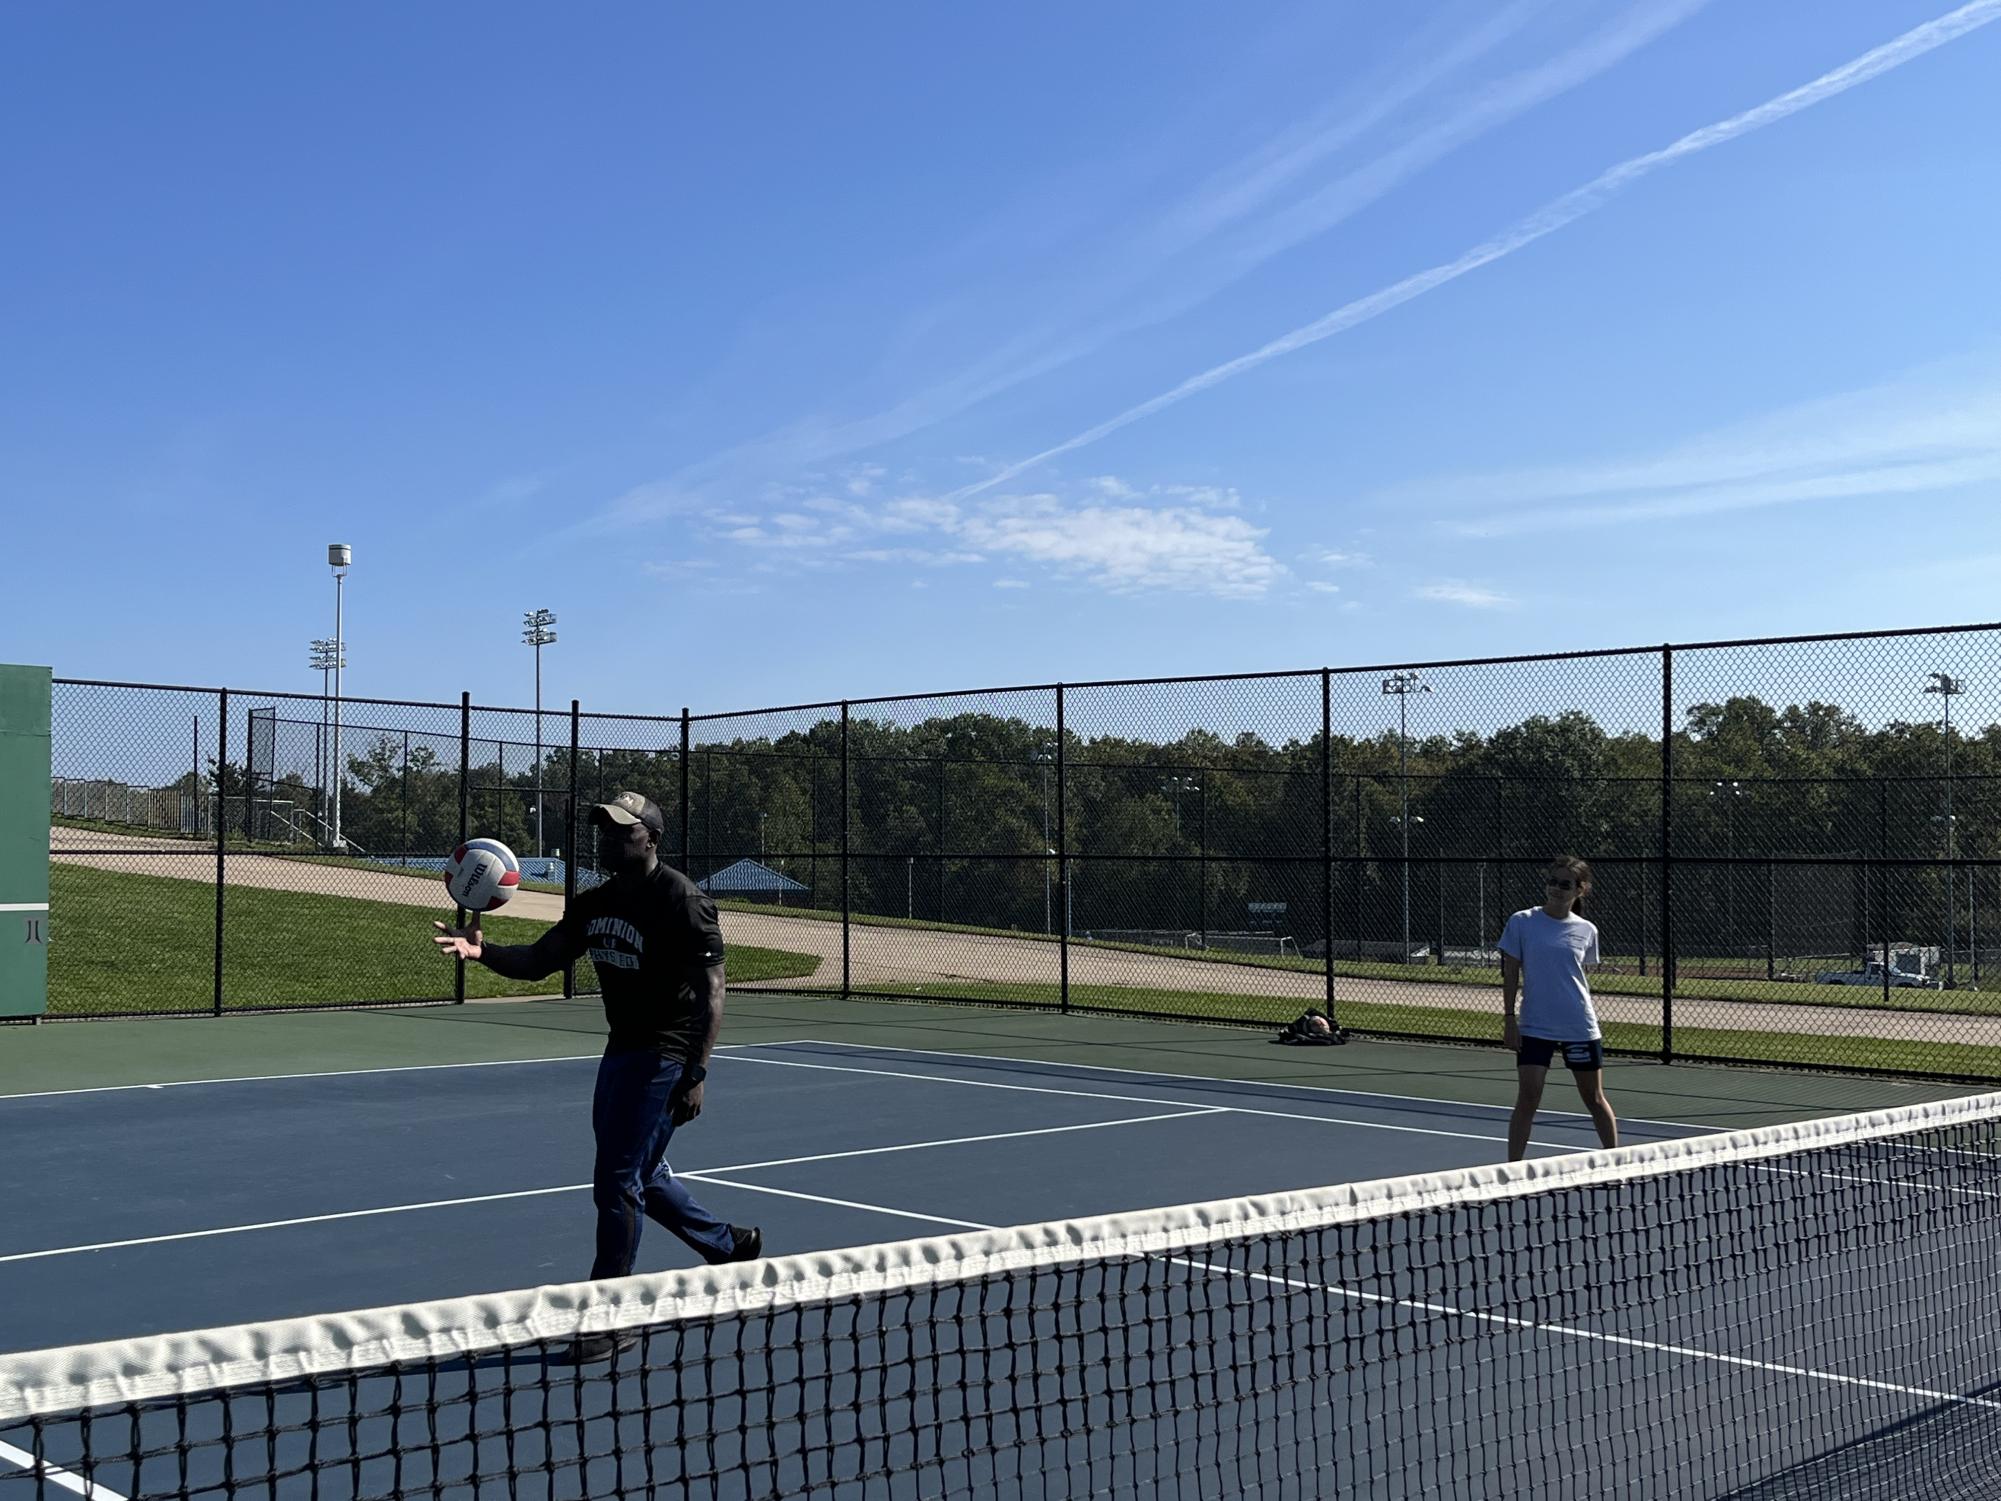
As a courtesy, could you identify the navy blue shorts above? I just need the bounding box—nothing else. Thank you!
[1517,1036,1604,1072]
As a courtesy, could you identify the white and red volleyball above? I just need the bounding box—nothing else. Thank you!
[444,837,521,912]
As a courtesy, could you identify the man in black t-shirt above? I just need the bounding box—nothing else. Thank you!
[432,791,760,1359]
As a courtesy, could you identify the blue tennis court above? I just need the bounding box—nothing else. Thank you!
[4,1002,1998,1498]
[0,1035,1712,1356]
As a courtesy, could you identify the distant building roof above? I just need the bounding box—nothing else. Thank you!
[698,858,811,894]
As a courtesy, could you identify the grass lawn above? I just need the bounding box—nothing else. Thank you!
[47,864,820,1016]
[844,979,2001,1079]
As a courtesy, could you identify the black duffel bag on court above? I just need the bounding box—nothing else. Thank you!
[1273,1008,1348,1046]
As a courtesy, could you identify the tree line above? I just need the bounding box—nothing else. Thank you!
[191,693,1999,961]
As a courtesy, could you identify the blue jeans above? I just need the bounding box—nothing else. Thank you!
[590,1048,734,1278]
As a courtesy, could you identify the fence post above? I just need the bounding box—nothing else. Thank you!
[1766,858,1776,982]
[1198,779,1208,947]
[1436,863,1447,970]
[564,699,580,1000]
[456,691,470,1005]
[1660,645,1674,1064]
[1638,861,1650,978]
[1322,669,1336,1020]
[1880,779,1891,1009]
[679,709,692,872]
[1057,684,1069,1015]
[840,702,851,998]
[1354,773,1365,962]
[402,728,414,856]
[213,688,228,1016]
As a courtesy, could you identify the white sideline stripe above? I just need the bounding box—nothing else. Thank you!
[680,1176,994,1231]
[0,1439,119,1499]
[667,1182,2001,1425]
[789,1036,1733,1132]
[0,903,50,913]
[0,1043,780,1103]
[0,1110,1223,1264]
[1196,1258,2001,1416]
[0,1186,591,1265]
[721,1051,1556,1148]
[712,1107,1226,1174]
[697,1183,2001,1423]
[732,1053,2001,1206]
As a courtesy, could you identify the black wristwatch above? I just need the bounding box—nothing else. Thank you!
[681,1064,707,1086]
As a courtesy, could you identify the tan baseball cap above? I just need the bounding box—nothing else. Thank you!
[591,791,666,839]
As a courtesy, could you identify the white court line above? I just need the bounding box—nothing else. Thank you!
[0,1185,592,1265]
[788,1037,1729,1133]
[713,1107,1225,1174]
[0,903,50,913]
[0,1438,118,1499]
[674,1179,2001,1424]
[741,1052,2001,1206]
[678,1176,993,1232]
[1181,1256,2001,1417]
[0,1109,1222,1265]
[719,1051,1563,1149]
[0,1042,786,1103]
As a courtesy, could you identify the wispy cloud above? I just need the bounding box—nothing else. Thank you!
[1215,0,1713,278]
[1311,548,1372,568]
[698,481,1285,599]
[576,5,1699,538]
[958,498,1281,598]
[1416,581,1516,609]
[846,547,986,566]
[1307,581,1343,595]
[482,475,546,507]
[641,559,717,577]
[1149,0,1558,252]
[1406,368,2001,535]
[948,0,2001,505]
[641,558,761,595]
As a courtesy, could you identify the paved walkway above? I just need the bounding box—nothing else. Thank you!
[48,828,2001,1046]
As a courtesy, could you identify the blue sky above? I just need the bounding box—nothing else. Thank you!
[5,1,2001,717]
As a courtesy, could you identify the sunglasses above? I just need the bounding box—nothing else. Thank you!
[1545,878,1577,889]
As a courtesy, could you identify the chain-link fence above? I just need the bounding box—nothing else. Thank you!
[40,623,2001,1081]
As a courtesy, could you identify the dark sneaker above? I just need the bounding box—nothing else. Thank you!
[568,1329,640,1365]
[723,1225,763,1264]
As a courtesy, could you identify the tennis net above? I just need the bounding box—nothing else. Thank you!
[4,1091,2001,1499]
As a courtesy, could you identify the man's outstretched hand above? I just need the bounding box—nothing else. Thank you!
[432,918,483,962]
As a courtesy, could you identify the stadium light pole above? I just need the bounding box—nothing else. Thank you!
[523,610,558,858]
[327,545,351,850]
[1926,672,1966,986]
[1382,672,1431,961]
[308,639,341,839]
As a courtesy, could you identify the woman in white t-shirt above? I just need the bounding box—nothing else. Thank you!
[1498,855,1618,1162]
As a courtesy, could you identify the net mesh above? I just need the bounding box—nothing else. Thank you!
[5,1092,2000,1499]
